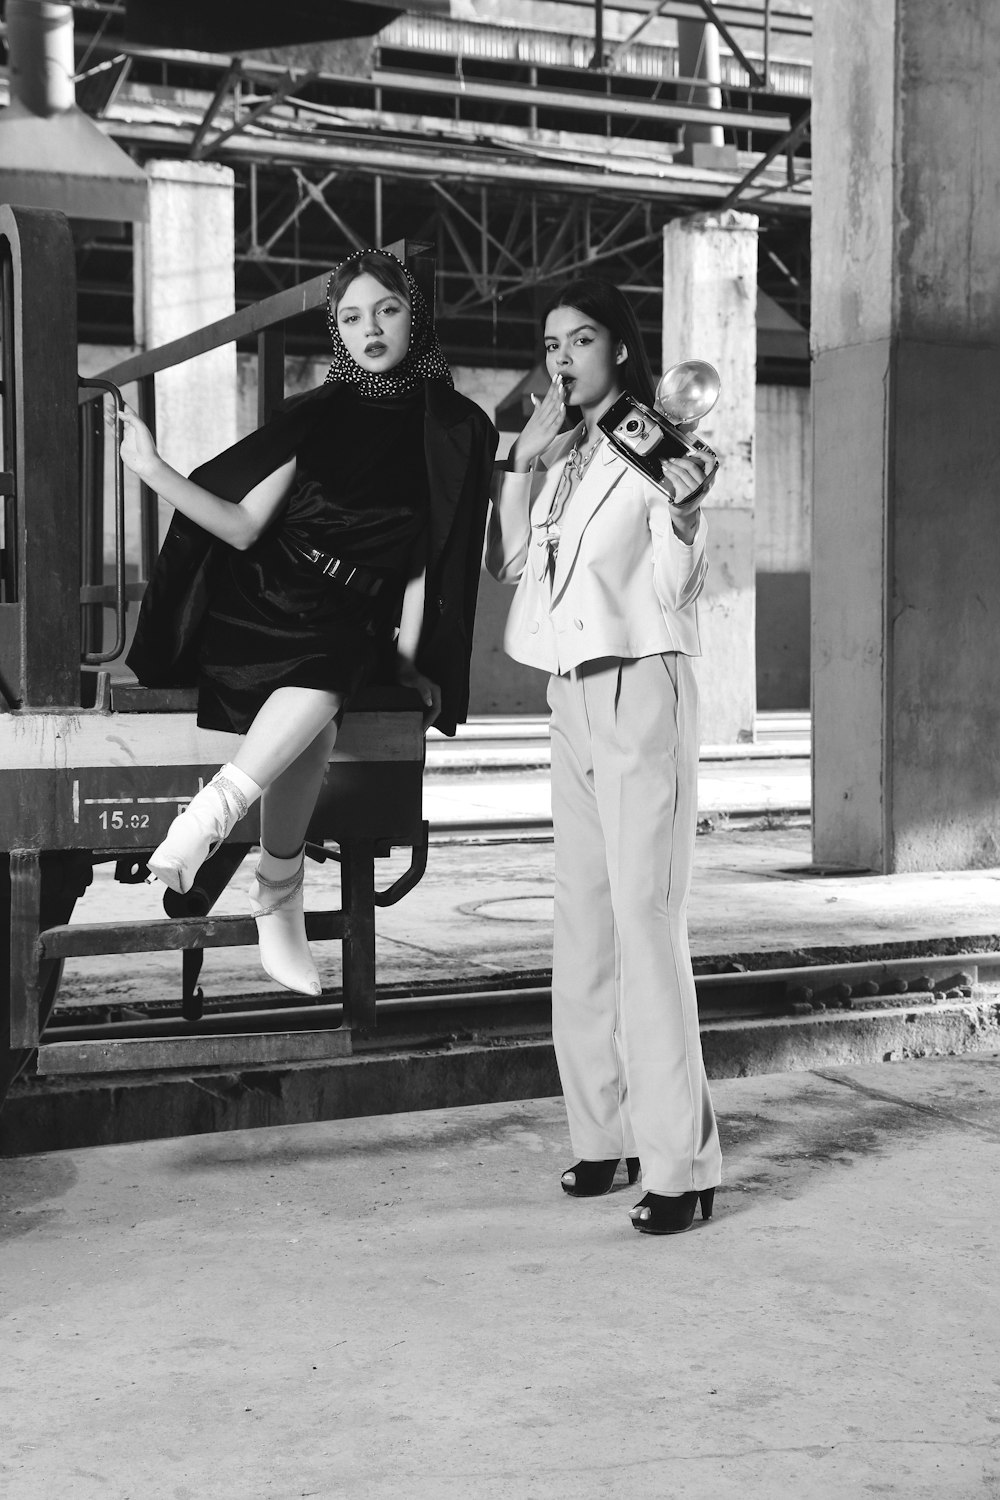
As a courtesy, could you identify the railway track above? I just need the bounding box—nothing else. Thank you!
[40,949,1000,1058]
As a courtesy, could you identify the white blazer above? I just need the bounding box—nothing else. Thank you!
[486,425,709,676]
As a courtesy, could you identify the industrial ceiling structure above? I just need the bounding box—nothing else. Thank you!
[0,0,812,376]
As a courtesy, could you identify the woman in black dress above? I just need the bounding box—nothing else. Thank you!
[117,249,497,996]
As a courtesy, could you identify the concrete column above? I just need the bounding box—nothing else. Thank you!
[811,0,1000,872]
[674,20,729,165]
[663,211,758,746]
[133,159,237,539]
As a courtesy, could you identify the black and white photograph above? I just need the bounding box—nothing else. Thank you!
[1,0,998,1495]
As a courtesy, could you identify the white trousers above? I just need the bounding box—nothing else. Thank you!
[547,652,722,1195]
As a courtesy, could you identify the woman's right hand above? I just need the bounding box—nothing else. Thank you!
[108,401,162,482]
[509,376,566,472]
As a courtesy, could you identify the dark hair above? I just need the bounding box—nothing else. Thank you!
[327,251,411,314]
[542,277,656,406]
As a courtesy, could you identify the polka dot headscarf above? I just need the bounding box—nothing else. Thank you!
[324,248,454,397]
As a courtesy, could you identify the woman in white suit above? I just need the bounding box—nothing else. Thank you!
[487,278,722,1235]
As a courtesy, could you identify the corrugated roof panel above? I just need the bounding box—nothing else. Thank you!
[378,16,811,95]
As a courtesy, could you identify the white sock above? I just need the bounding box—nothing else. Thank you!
[150,762,262,896]
[249,846,321,998]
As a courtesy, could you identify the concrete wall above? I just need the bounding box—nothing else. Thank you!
[663,212,759,745]
[756,384,810,709]
[811,0,1000,871]
[133,159,237,546]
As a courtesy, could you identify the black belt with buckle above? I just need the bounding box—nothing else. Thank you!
[291,543,387,598]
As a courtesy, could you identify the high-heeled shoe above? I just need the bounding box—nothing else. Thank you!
[561,1157,640,1198]
[149,764,261,895]
[249,848,322,998]
[630,1187,716,1235]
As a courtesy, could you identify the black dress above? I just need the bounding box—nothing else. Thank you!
[196,387,429,734]
[126,378,499,737]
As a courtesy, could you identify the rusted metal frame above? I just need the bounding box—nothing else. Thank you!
[291,169,368,254]
[591,0,605,68]
[692,0,767,88]
[558,0,809,29]
[39,910,346,959]
[718,105,810,211]
[0,207,80,707]
[249,168,334,255]
[78,377,127,664]
[513,223,661,296]
[0,245,16,606]
[536,203,582,281]
[608,0,671,67]
[494,196,530,288]
[341,841,377,1034]
[368,66,789,134]
[189,57,242,160]
[737,166,811,209]
[109,120,812,210]
[480,188,489,293]
[586,200,643,260]
[437,208,491,302]
[136,375,160,582]
[9,849,42,1049]
[78,388,105,660]
[192,70,320,161]
[37,1030,352,1075]
[435,198,661,314]
[239,161,314,260]
[431,181,528,278]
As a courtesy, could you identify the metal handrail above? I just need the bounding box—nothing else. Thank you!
[79,270,332,394]
[78,376,127,664]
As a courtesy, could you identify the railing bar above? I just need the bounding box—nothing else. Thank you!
[81,271,332,391]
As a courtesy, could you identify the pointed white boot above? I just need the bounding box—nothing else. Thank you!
[149,764,262,895]
[249,847,322,998]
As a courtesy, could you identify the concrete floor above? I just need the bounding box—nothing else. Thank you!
[3,1055,1000,1499]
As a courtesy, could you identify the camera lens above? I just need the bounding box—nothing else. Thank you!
[623,417,643,434]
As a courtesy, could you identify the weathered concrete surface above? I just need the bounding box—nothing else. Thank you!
[132,158,237,535]
[2,1057,1000,1499]
[811,0,1000,872]
[662,211,758,746]
[6,1000,1000,1159]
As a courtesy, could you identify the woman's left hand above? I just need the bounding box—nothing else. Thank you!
[395,659,442,728]
[107,400,162,482]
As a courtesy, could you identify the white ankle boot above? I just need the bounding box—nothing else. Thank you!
[249,847,322,998]
[149,763,262,895]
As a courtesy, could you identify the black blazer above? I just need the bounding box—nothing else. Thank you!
[126,379,498,736]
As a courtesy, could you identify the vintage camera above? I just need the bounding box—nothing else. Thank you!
[598,360,721,500]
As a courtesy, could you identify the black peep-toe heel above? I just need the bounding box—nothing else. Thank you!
[561,1157,641,1198]
[630,1187,716,1235]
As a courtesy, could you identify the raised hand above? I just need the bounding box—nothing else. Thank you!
[659,452,717,510]
[108,401,161,482]
[509,376,567,472]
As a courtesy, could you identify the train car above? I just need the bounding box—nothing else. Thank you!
[0,204,429,1107]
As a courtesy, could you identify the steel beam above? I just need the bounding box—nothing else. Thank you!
[718,106,810,211]
[368,67,790,133]
[693,0,767,88]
